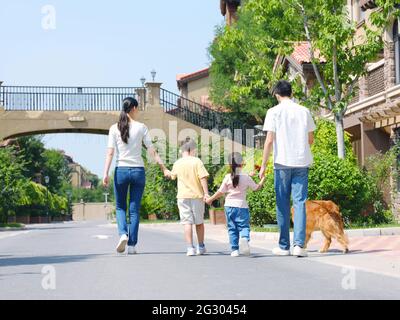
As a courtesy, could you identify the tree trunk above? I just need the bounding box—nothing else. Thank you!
[335,114,346,159]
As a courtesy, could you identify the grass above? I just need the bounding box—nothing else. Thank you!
[346,223,400,230]
[251,226,281,233]
[139,219,179,224]
[0,223,24,229]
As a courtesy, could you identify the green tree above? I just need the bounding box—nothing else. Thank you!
[0,147,28,223]
[16,136,46,179]
[208,5,280,123]
[42,149,71,193]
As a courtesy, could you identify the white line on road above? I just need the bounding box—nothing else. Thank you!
[0,231,30,240]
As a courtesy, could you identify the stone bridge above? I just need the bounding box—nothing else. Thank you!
[0,83,259,151]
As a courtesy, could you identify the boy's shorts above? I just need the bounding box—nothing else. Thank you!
[177,199,205,225]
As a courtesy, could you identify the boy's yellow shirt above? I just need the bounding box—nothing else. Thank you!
[171,156,209,199]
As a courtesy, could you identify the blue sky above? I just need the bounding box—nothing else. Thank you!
[0,0,223,177]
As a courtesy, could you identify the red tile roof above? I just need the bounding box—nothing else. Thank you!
[291,42,325,65]
[177,68,209,83]
[177,68,210,91]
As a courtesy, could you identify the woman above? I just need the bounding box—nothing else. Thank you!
[103,97,169,254]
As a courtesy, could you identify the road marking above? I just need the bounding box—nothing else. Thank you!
[93,235,110,240]
[0,231,30,240]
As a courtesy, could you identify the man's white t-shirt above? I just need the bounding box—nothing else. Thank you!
[263,99,316,168]
[107,121,153,168]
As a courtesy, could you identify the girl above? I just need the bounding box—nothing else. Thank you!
[206,152,265,257]
[103,97,169,254]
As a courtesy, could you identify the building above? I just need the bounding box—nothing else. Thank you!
[220,0,241,26]
[176,1,242,109]
[63,152,95,189]
[177,68,212,107]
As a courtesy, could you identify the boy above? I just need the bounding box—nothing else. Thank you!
[167,139,209,256]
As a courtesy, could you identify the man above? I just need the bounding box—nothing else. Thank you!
[259,80,316,257]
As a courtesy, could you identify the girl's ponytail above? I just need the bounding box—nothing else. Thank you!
[118,97,139,144]
[229,152,243,188]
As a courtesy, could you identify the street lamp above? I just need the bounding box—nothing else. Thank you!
[140,76,146,87]
[253,125,266,149]
[44,176,50,223]
[151,69,157,82]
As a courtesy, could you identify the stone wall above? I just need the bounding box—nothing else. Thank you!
[72,203,115,221]
[385,41,396,90]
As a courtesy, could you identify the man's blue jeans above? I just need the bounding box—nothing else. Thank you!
[224,207,250,251]
[274,168,309,250]
[114,167,146,246]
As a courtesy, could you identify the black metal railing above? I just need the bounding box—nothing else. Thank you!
[0,86,144,111]
[160,88,263,147]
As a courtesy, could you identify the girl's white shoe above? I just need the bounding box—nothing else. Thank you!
[231,250,240,257]
[239,238,250,256]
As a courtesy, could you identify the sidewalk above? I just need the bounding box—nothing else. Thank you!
[141,223,400,279]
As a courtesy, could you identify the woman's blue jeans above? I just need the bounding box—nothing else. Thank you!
[114,167,146,246]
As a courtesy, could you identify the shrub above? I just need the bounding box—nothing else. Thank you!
[17,181,68,217]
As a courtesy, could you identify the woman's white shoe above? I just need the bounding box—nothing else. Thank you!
[116,234,128,253]
[128,246,137,255]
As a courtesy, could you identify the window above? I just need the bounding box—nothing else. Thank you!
[394,19,400,84]
[353,0,366,23]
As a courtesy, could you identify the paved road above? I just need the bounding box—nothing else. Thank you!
[0,221,399,300]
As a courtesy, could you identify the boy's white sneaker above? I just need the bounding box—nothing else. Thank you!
[187,247,196,256]
[231,250,240,257]
[128,246,137,255]
[239,238,250,256]
[293,246,308,257]
[196,245,206,256]
[116,234,128,253]
[272,247,291,256]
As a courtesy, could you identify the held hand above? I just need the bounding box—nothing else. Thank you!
[163,169,172,179]
[102,175,109,187]
[203,194,210,204]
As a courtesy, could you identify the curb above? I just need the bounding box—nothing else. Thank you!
[111,222,400,239]
[250,227,400,241]
[0,227,27,232]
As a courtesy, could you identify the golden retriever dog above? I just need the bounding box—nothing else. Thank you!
[291,200,349,254]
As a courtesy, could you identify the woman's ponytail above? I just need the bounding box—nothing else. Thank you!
[229,152,243,188]
[118,97,139,144]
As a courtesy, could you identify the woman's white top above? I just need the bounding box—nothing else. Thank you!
[107,121,153,168]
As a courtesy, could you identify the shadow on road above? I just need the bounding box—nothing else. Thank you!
[0,254,106,267]
[305,249,390,258]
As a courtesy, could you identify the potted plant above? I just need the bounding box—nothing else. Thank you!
[209,199,226,225]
